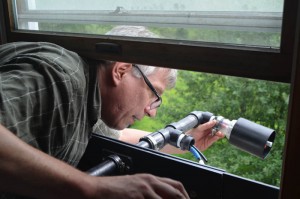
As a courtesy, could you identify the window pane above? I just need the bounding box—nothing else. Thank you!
[14,0,284,48]
[132,70,289,187]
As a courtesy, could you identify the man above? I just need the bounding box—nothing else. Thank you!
[94,26,223,153]
[0,33,223,199]
[92,61,222,154]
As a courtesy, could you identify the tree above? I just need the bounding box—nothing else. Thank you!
[132,70,289,186]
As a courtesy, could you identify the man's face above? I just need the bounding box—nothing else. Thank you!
[101,63,170,130]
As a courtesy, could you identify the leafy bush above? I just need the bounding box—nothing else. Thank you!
[132,70,289,187]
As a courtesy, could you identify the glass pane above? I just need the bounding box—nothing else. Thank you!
[13,0,284,48]
[132,70,289,187]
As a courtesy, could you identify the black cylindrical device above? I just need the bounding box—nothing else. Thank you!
[229,118,275,159]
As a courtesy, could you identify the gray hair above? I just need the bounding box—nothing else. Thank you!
[100,61,177,90]
[104,25,178,89]
[132,64,177,90]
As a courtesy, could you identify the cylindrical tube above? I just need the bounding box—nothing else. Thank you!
[229,118,276,159]
[87,155,124,176]
[87,159,118,176]
[136,140,151,148]
[167,114,199,132]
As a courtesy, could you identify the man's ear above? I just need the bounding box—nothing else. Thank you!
[111,62,132,85]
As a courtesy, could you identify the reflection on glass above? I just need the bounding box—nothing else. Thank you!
[14,0,283,47]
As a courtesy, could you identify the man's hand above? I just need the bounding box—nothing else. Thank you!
[186,120,225,151]
[91,174,190,199]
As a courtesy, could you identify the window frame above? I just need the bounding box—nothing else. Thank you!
[1,0,300,198]
[2,0,295,83]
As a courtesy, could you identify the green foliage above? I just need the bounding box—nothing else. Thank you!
[132,70,289,187]
[131,117,165,132]
[134,27,287,186]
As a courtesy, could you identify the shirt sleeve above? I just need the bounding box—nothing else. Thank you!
[92,119,121,139]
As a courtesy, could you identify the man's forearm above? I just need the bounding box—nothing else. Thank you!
[0,125,190,199]
[0,124,95,199]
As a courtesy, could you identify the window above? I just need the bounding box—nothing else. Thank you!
[1,0,300,198]
[6,0,291,83]
[14,0,283,48]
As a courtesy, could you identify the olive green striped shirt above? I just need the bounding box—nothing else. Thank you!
[0,42,100,166]
[0,42,123,199]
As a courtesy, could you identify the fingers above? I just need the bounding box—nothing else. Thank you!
[197,120,217,136]
[93,174,190,199]
[197,120,226,137]
[134,174,189,199]
[155,176,190,199]
[136,174,190,199]
[214,131,225,138]
[199,120,217,131]
[190,120,225,151]
[207,131,224,143]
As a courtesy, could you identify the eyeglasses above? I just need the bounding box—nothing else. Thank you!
[133,64,162,110]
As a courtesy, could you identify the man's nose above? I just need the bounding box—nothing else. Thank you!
[145,106,157,117]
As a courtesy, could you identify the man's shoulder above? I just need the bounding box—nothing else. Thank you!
[0,41,89,83]
[0,42,82,66]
